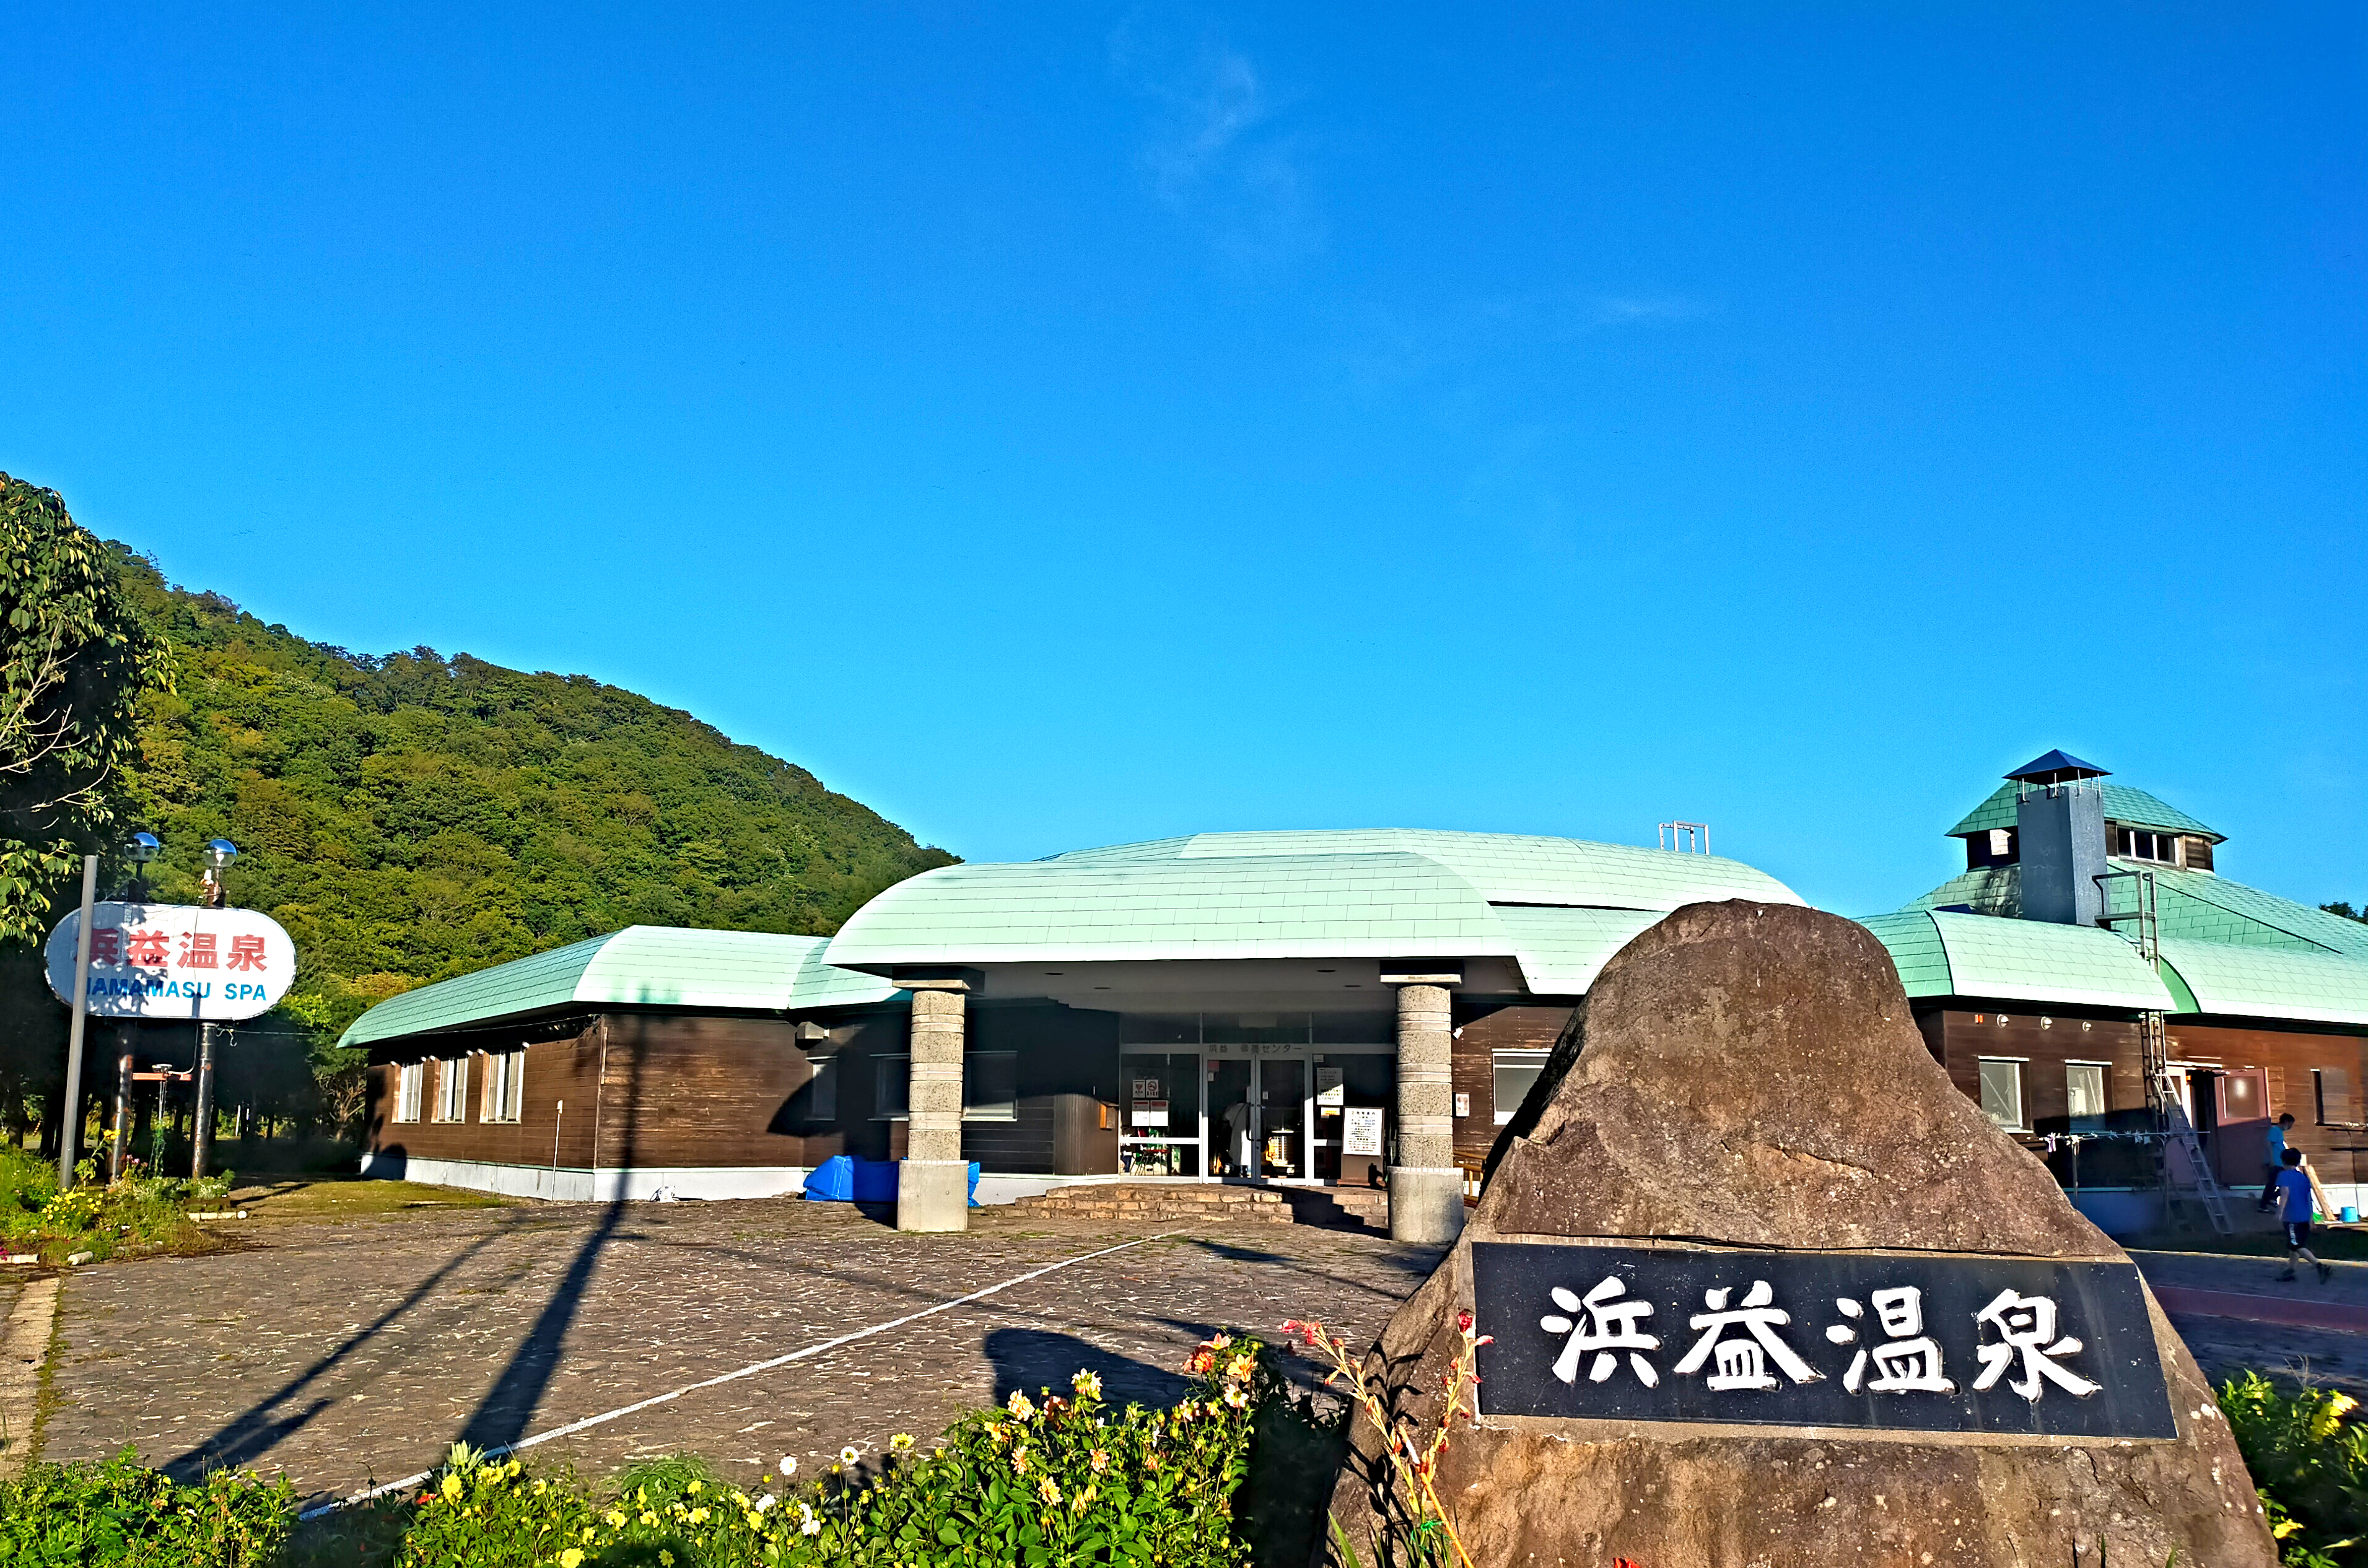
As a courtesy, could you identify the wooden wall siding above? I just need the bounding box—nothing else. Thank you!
[1924,1008,2368,1187]
[367,1028,608,1169]
[1451,1004,1575,1167]
[590,1013,821,1169]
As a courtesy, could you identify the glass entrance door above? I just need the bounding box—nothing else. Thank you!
[1256,1058,1306,1178]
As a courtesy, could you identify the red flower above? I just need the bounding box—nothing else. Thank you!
[1456,1309,1475,1333]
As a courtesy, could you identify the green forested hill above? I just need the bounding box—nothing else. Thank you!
[109,551,956,1041]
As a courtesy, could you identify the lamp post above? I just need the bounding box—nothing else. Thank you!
[191,838,237,1180]
[110,832,162,1182]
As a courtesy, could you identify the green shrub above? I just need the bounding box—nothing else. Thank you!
[2,1333,1279,1567]
[0,1144,224,1263]
[2220,1370,2368,1566]
[0,1447,292,1567]
[389,1333,1272,1566]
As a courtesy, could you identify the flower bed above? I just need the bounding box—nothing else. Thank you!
[0,1333,1287,1567]
[0,1145,225,1266]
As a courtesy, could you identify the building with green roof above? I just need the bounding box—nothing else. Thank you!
[354,827,1799,1234]
[1859,750,2368,1235]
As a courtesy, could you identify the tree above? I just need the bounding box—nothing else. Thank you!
[0,474,171,943]
[2326,903,2366,925]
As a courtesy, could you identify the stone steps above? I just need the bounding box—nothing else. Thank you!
[1005,1182,1295,1224]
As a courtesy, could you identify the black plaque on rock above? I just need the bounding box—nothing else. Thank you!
[1472,1242,2176,1440]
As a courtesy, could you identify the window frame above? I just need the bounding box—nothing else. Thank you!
[1976,1056,2027,1132]
[479,1048,526,1124]
[394,1061,424,1123]
[804,1053,839,1123]
[432,1057,470,1123]
[2063,1060,2110,1126]
[962,1050,1020,1123]
[1491,1048,1552,1126]
[873,1053,910,1121]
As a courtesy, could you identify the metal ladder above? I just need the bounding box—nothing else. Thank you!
[2099,869,2232,1236]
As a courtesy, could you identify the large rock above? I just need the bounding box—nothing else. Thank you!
[1324,900,2274,1568]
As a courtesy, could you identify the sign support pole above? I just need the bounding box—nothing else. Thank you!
[58,855,98,1190]
[192,1022,220,1180]
[111,1029,136,1181]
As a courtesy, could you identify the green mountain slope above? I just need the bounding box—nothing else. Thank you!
[111,552,956,1039]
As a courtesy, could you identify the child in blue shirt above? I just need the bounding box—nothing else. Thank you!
[2274,1148,2333,1284]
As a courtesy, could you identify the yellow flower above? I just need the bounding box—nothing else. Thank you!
[440,1473,463,1500]
[1072,1370,1103,1400]
[889,1432,915,1453]
[559,1551,585,1568]
[1006,1390,1036,1421]
[1038,1476,1060,1505]
[689,1506,709,1523]
[605,1510,626,1527]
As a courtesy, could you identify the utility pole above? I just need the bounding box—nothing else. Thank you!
[58,855,99,1190]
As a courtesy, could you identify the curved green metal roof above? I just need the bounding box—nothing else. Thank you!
[2157,939,2368,1027]
[825,829,1802,982]
[1856,909,2174,1010]
[1946,782,2221,842]
[339,927,902,1048]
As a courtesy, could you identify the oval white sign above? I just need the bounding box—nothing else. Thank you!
[44,903,298,1022]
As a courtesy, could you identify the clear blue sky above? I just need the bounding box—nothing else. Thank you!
[4,4,2361,916]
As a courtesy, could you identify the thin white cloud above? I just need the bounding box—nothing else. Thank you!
[1109,11,1322,266]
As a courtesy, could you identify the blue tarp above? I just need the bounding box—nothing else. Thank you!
[802,1156,981,1206]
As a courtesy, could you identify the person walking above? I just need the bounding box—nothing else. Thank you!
[2273,1147,2334,1284]
[2260,1112,2298,1211]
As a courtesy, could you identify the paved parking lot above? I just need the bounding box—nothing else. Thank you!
[24,1197,2368,1513]
[33,1196,1435,1508]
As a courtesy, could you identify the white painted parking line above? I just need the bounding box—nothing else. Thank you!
[300,1232,1171,1518]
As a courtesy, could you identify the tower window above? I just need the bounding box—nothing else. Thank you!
[2110,827,2181,865]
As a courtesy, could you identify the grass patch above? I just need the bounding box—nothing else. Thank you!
[224,1175,512,1224]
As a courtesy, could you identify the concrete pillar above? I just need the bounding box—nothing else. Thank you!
[898,984,970,1232]
[1389,977,1465,1244]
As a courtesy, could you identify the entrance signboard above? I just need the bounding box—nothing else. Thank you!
[1472,1242,2175,1439]
[43,902,297,1021]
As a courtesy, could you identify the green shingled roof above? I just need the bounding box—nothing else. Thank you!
[2157,939,2368,1027]
[1492,905,1664,995]
[2140,863,2368,959]
[826,829,1802,975]
[1946,782,2222,842]
[1856,910,2174,1009]
[339,928,902,1048]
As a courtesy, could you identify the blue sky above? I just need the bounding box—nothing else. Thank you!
[4,4,2361,915]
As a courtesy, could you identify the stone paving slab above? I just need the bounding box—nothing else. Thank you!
[40,1198,1436,1507]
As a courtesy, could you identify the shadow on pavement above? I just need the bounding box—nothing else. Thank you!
[985,1326,1188,1412]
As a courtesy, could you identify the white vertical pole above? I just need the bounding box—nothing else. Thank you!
[58,855,99,1189]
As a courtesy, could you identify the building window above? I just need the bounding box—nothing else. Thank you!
[2110,826,2181,865]
[2182,836,2215,873]
[479,1050,525,1123]
[1977,1058,2025,1131]
[2064,1062,2108,1126]
[2316,1067,2353,1126]
[805,1055,838,1122]
[963,1051,1020,1122]
[874,1054,909,1120]
[433,1058,469,1123]
[394,1062,425,1123]
[1492,1050,1552,1126]
[1966,827,2019,870]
